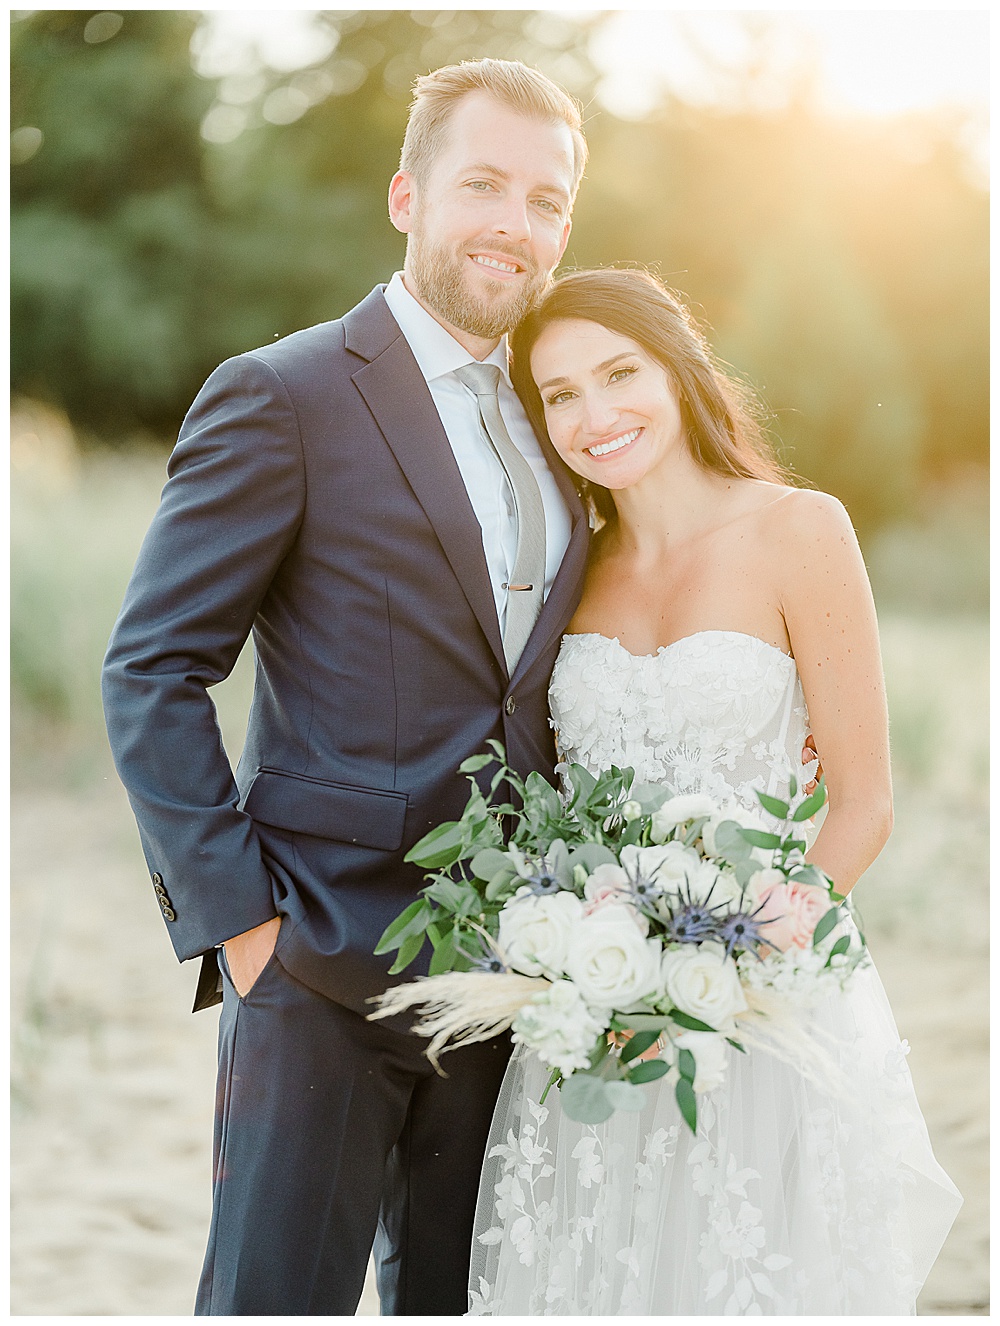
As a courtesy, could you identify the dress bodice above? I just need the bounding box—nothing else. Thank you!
[548,630,811,817]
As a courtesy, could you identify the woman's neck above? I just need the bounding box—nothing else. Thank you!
[609,450,738,560]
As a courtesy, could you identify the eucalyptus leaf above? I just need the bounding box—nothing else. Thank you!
[627,1058,670,1084]
[559,1073,615,1124]
[677,1047,697,1082]
[630,782,670,813]
[755,791,790,819]
[711,821,752,859]
[740,828,782,850]
[620,1030,660,1063]
[458,752,495,773]
[388,930,426,974]
[669,1010,718,1033]
[610,1014,672,1032]
[792,778,828,821]
[604,1080,647,1112]
[470,848,514,882]
[374,899,428,954]
[825,934,851,964]
[566,762,598,803]
[486,871,519,902]
[568,842,619,872]
[811,906,841,947]
[789,865,827,890]
[428,927,458,975]
[404,819,467,868]
[675,1077,697,1132]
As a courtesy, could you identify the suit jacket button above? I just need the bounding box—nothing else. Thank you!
[151,872,163,887]
[161,905,176,922]
[505,696,516,716]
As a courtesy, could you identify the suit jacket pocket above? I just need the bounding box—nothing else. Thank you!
[243,768,408,851]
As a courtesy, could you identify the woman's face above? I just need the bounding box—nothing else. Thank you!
[529,319,686,490]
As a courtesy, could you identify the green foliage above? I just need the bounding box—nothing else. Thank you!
[9,11,987,530]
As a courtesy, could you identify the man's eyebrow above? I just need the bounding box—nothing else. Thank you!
[537,353,634,393]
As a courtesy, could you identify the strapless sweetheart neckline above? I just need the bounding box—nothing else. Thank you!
[563,628,794,665]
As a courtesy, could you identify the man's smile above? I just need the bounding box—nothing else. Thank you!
[469,251,526,278]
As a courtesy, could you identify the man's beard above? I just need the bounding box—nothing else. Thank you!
[408,226,550,339]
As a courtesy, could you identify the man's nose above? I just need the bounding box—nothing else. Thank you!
[491,194,532,244]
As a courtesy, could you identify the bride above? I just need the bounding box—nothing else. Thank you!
[467,268,961,1315]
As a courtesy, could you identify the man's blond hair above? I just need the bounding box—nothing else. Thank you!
[400,58,588,198]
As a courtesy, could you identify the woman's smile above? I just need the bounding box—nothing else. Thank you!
[585,426,643,459]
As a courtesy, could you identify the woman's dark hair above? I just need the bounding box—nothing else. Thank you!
[510,267,787,529]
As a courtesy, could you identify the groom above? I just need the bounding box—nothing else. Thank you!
[102,59,590,1315]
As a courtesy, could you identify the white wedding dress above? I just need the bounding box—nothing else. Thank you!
[468,631,962,1316]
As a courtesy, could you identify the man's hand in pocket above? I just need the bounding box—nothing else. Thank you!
[224,916,281,998]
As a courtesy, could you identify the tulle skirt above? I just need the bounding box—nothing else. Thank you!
[468,961,961,1316]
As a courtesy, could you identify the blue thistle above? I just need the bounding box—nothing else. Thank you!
[660,876,730,943]
[716,908,778,959]
[663,902,721,943]
[622,860,667,919]
[525,868,563,896]
[469,952,509,973]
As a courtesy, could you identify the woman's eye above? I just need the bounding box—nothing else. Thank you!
[609,366,638,384]
[545,390,575,407]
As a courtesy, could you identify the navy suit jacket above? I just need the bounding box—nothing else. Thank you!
[102,286,589,1013]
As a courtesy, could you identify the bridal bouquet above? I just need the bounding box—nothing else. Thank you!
[371,744,867,1132]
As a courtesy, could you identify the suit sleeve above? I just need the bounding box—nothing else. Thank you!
[102,352,306,962]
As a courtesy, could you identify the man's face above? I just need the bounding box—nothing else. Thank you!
[390,91,576,346]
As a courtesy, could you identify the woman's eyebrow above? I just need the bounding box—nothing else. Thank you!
[537,353,634,392]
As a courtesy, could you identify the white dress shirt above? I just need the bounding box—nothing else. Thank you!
[382,272,572,634]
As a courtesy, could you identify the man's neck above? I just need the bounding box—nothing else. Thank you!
[400,270,502,362]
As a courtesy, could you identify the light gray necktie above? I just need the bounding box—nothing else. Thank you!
[455,362,547,672]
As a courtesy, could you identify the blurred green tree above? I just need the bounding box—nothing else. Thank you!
[11,10,217,436]
[9,9,988,532]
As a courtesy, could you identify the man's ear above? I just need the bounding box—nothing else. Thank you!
[388,170,417,235]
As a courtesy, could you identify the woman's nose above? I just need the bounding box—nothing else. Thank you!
[581,393,618,436]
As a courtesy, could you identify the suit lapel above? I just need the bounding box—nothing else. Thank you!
[345,291,507,672]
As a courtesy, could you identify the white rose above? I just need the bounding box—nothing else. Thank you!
[683,859,729,905]
[701,805,769,859]
[650,794,718,843]
[512,980,607,1077]
[620,842,699,896]
[708,867,745,909]
[674,1030,729,1093]
[498,889,583,978]
[744,866,786,907]
[565,905,663,1008]
[661,942,748,1030]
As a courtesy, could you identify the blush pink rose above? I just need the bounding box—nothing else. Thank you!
[583,863,631,916]
[755,880,830,951]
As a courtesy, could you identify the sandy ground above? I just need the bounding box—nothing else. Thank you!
[10,771,986,1318]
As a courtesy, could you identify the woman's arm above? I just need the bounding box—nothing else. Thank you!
[776,491,893,894]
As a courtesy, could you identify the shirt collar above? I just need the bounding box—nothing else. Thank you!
[383,271,512,388]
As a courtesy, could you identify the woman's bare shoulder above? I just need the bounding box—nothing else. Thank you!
[763,486,857,547]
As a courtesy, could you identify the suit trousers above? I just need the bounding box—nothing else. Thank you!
[194,949,512,1315]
